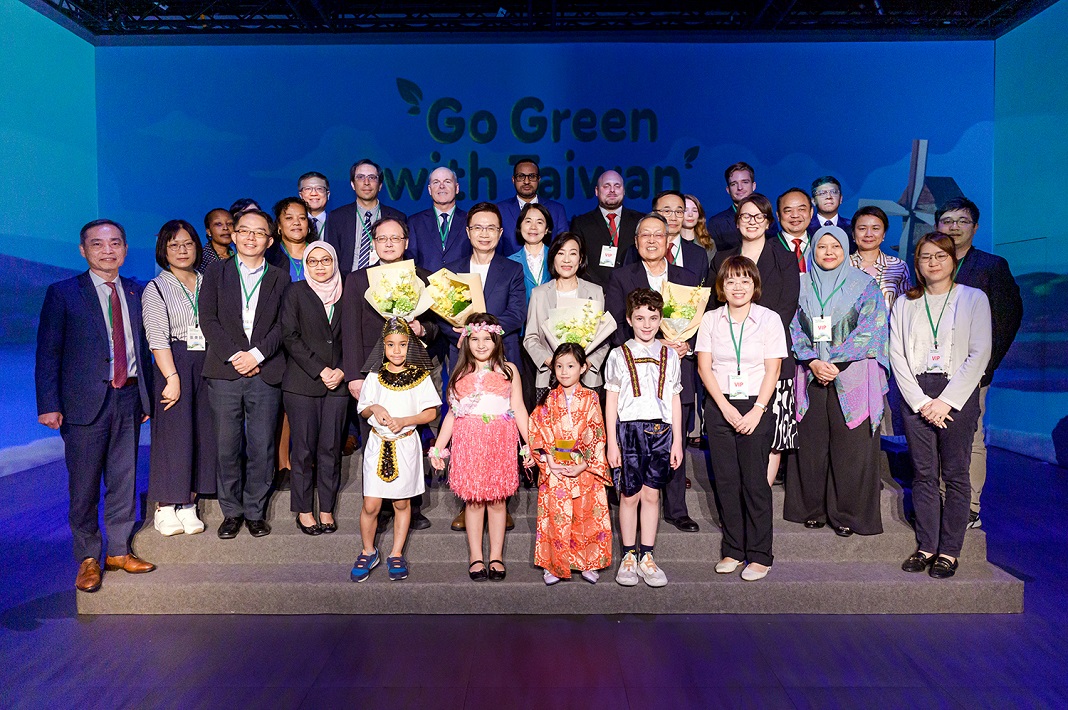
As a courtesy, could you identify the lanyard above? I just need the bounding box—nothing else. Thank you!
[237,258,267,311]
[438,211,450,245]
[176,274,201,325]
[727,309,748,375]
[281,243,304,281]
[326,304,335,321]
[923,286,953,348]
[811,271,846,317]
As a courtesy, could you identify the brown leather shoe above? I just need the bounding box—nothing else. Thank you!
[450,508,466,531]
[76,558,102,593]
[104,554,156,574]
[505,512,515,531]
[343,435,358,457]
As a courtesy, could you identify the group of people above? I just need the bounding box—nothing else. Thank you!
[35,157,1022,595]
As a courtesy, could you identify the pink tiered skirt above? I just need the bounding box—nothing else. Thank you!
[448,416,519,503]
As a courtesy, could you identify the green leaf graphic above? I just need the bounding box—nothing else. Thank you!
[684,146,700,168]
[396,78,423,115]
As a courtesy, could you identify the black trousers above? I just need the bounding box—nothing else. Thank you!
[285,392,347,514]
[663,402,694,520]
[705,396,775,566]
[902,374,981,558]
[61,382,141,561]
[786,380,883,535]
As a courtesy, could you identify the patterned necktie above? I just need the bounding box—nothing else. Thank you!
[792,239,807,274]
[105,282,128,388]
[439,212,450,249]
[357,211,373,269]
[824,220,832,227]
[313,216,322,238]
[607,213,618,246]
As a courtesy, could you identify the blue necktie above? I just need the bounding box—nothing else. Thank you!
[357,210,373,269]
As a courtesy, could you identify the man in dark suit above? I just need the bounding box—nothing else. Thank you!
[937,197,1023,529]
[708,161,765,253]
[623,190,710,286]
[200,209,291,539]
[807,176,853,248]
[325,159,407,277]
[495,159,569,255]
[299,171,331,240]
[406,166,471,273]
[774,187,815,272]
[606,213,701,533]
[36,219,156,593]
[569,169,643,289]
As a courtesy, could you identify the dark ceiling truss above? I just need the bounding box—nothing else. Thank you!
[33,1,1061,38]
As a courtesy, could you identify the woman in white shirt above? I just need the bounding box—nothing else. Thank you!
[890,233,991,579]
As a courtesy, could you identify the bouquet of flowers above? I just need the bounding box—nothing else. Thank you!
[420,268,487,326]
[659,281,710,341]
[363,260,430,319]
[542,299,616,351]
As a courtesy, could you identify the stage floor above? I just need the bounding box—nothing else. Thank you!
[1,448,1066,708]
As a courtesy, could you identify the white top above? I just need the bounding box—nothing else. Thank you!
[889,284,992,412]
[694,304,787,395]
[89,271,138,377]
[235,257,267,363]
[643,261,668,292]
[469,259,491,287]
[604,339,682,423]
[557,287,579,300]
[524,249,545,286]
[142,270,202,350]
[908,290,956,373]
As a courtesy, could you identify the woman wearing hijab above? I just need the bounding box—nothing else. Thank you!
[785,226,889,537]
[279,241,346,535]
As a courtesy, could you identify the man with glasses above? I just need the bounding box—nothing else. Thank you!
[807,176,852,248]
[407,167,471,274]
[570,169,644,288]
[935,196,1022,529]
[495,159,569,255]
[298,172,331,239]
[709,162,773,253]
[325,159,407,277]
[624,190,709,286]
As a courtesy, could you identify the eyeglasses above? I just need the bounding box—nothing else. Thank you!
[306,256,334,267]
[353,173,379,183]
[938,217,974,227]
[373,236,405,244]
[637,231,666,240]
[514,173,540,182]
[299,185,327,194]
[724,278,754,287]
[814,188,841,198]
[167,242,196,252]
[235,227,270,239]
[468,226,502,235]
[918,253,951,264]
[738,213,768,223]
[656,208,685,217]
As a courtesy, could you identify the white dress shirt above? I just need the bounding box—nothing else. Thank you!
[235,257,266,363]
[89,271,138,377]
[604,339,682,423]
[695,304,787,395]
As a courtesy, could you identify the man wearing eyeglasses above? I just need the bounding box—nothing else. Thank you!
[495,159,569,255]
[807,176,853,249]
[325,159,408,277]
[623,190,709,287]
[298,172,331,239]
[407,167,472,274]
[935,196,1022,530]
[709,162,774,253]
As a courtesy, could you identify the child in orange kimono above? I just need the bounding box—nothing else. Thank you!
[530,343,613,585]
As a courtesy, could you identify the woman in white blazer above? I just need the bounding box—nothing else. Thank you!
[889,232,991,580]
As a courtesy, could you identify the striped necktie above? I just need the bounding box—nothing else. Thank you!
[357,211,373,269]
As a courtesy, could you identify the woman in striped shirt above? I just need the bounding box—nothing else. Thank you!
[849,206,911,313]
[142,220,216,536]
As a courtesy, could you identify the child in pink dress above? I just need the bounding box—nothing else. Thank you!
[430,313,533,582]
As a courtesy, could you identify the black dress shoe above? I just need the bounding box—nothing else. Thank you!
[834,525,854,537]
[488,559,507,581]
[469,559,488,581]
[218,517,243,539]
[296,517,322,536]
[929,555,959,579]
[901,550,934,573]
[318,520,337,534]
[246,519,271,537]
[410,512,431,531]
[804,520,826,529]
[274,468,291,491]
[667,516,700,532]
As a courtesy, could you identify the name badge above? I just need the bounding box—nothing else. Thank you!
[813,316,832,342]
[728,373,749,400]
[186,325,206,351]
[599,245,618,267]
[242,307,255,334]
[926,347,945,372]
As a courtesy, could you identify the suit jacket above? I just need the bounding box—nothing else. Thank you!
[406,207,471,274]
[444,254,527,366]
[507,245,552,302]
[280,280,347,397]
[605,262,700,401]
[953,246,1023,387]
[496,197,569,255]
[622,238,710,287]
[569,207,644,289]
[36,272,153,424]
[341,265,442,379]
[198,257,290,385]
[325,201,407,277]
[712,241,801,377]
[808,214,853,250]
[523,278,616,388]
[708,207,742,253]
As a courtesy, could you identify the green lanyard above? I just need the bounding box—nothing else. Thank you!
[237,258,267,311]
[281,243,304,281]
[326,304,335,321]
[810,271,846,317]
[923,286,953,348]
[727,311,748,375]
[177,274,201,325]
[438,212,450,245]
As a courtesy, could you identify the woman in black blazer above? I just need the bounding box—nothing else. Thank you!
[280,241,347,535]
[712,194,801,485]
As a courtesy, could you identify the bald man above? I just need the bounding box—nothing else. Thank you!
[569,170,644,288]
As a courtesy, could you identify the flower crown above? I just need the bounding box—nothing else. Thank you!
[458,322,504,341]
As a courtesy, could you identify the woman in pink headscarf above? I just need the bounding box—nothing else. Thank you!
[279,241,347,535]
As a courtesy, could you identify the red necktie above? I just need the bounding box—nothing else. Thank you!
[792,239,807,274]
[607,213,618,246]
[667,242,677,264]
[105,282,128,388]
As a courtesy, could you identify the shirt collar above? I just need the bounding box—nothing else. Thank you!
[89,271,118,288]
[433,205,456,220]
[599,206,622,221]
[519,195,539,207]
[237,257,266,276]
[718,304,758,326]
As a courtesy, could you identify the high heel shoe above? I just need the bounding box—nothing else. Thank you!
[296,516,322,536]
[488,559,507,581]
[469,560,488,581]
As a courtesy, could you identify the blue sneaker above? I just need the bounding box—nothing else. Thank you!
[350,549,380,582]
[387,556,409,581]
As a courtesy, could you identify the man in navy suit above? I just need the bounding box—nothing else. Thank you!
[299,171,331,241]
[623,190,710,286]
[325,159,407,277]
[406,167,471,273]
[569,169,644,289]
[36,219,156,593]
[708,161,764,253]
[495,159,568,255]
[606,213,701,533]
[807,176,853,248]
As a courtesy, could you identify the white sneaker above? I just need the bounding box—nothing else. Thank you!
[615,551,639,586]
[715,557,742,574]
[154,506,184,536]
[741,563,770,581]
[638,552,668,587]
[581,570,599,584]
[543,569,561,586]
[175,504,205,535]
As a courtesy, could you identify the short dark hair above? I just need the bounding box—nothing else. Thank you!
[626,288,664,318]
[298,171,330,189]
[350,159,383,184]
[652,189,686,210]
[229,198,260,215]
[547,232,587,279]
[811,176,841,195]
[516,202,554,244]
[371,217,409,241]
[466,202,502,228]
[735,194,775,227]
[272,197,313,242]
[715,255,762,303]
[634,212,668,239]
[80,219,126,246]
[852,205,889,231]
[776,187,810,214]
[234,209,275,235]
[724,162,755,185]
[155,219,203,271]
[513,159,540,176]
[935,196,980,225]
[203,207,231,230]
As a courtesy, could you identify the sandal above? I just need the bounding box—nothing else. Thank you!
[468,559,488,581]
[488,559,507,581]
